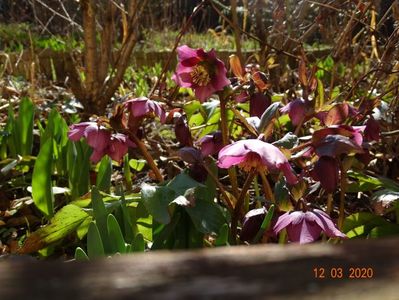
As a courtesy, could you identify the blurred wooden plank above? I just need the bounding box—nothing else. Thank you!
[1,237,398,300]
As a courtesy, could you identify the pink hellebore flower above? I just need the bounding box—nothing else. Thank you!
[106,133,134,163]
[124,97,166,123]
[68,122,134,163]
[273,209,346,244]
[68,122,110,162]
[280,98,313,126]
[217,139,298,185]
[172,45,230,102]
[198,131,224,156]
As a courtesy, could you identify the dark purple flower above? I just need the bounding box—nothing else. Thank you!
[273,209,346,244]
[124,96,166,123]
[364,117,380,142]
[217,139,298,185]
[280,98,313,126]
[172,45,230,102]
[178,147,203,164]
[311,156,339,193]
[240,207,267,242]
[235,91,249,103]
[174,114,193,147]
[250,92,271,118]
[311,125,364,158]
[198,131,223,156]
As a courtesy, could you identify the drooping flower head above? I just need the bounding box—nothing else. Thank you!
[316,103,359,126]
[250,92,271,118]
[172,45,230,102]
[280,98,313,126]
[198,131,224,156]
[273,209,346,244]
[68,122,134,163]
[217,139,298,185]
[124,96,166,123]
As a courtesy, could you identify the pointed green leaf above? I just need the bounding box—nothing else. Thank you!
[132,233,145,252]
[75,247,89,261]
[96,155,112,193]
[107,214,127,254]
[32,138,54,217]
[87,222,105,258]
[19,204,89,254]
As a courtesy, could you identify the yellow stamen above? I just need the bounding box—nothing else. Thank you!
[239,152,266,172]
[191,65,211,86]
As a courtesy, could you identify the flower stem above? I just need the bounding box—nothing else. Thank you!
[130,134,164,183]
[338,164,346,229]
[259,172,275,203]
[202,163,234,212]
[230,169,256,242]
[294,116,305,136]
[326,193,333,215]
[220,96,239,198]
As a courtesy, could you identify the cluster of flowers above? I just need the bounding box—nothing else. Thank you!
[68,44,380,244]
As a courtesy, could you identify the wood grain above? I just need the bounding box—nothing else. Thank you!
[1,237,398,300]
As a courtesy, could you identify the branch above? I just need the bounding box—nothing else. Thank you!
[82,0,98,95]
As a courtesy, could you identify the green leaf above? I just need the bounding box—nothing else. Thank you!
[186,186,225,234]
[347,171,399,193]
[129,159,146,172]
[74,247,89,261]
[15,97,34,156]
[91,187,112,253]
[76,216,93,239]
[184,100,202,119]
[272,133,298,149]
[32,138,54,217]
[253,205,275,243]
[87,222,105,258]
[316,78,324,109]
[141,184,175,224]
[132,233,145,252]
[67,140,90,199]
[96,156,112,193]
[257,102,280,133]
[343,212,396,238]
[19,204,89,254]
[107,214,127,254]
[215,224,229,247]
[369,225,399,238]
[167,173,204,195]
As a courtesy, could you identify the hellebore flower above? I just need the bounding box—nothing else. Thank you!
[364,117,380,142]
[178,147,203,165]
[174,114,193,147]
[311,125,364,157]
[316,103,359,126]
[240,207,267,242]
[124,96,166,123]
[106,133,135,163]
[311,156,339,193]
[68,122,134,163]
[68,122,111,162]
[250,92,271,118]
[273,209,346,244]
[198,131,224,156]
[217,139,298,185]
[172,45,230,102]
[280,98,313,126]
